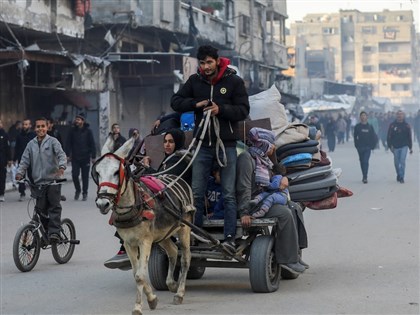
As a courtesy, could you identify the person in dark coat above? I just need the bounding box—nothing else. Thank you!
[106,123,127,153]
[171,45,249,252]
[387,110,413,183]
[47,117,63,146]
[0,120,12,202]
[14,118,36,201]
[65,113,96,201]
[8,120,21,159]
[325,116,337,152]
[354,111,377,184]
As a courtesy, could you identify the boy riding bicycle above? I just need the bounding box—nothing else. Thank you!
[16,117,67,243]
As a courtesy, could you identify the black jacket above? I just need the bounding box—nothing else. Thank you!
[0,128,11,166]
[144,150,192,184]
[47,127,63,146]
[66,124,96,161]
[171,58,249,147]
[387,120,412,150]
[14,129,36,162]
[354,123,376,149]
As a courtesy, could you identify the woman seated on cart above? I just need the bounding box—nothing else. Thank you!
[236,127,308,275]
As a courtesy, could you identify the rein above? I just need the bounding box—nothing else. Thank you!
[151,108,227,190]
[94,153,128,205]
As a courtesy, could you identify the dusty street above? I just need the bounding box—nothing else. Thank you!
[1,141,419,315]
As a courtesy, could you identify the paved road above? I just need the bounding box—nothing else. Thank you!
[1,141,419,315]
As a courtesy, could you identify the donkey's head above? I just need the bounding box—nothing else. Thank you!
[92,137,135,214]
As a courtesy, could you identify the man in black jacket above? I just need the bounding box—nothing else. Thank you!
[387,110,413,183]
[66,113,96,200]
[14,118,36,201]
[0,120,12,202]
[171,45,250,252]
[354,111,377,184]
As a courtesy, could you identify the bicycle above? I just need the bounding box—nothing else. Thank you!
[12,178,80,272]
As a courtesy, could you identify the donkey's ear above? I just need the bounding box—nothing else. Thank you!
[101,135,114,156]
[114,137,135,158]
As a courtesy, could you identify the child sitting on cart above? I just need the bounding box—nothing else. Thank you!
[249,175,289,218]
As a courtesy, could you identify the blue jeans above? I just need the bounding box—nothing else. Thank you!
[192,146,237,238]
[393,146,408,180]
[357,147,371,180]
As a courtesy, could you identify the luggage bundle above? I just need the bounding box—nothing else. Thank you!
[249,85,353,210]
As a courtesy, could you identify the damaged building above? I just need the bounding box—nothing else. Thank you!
[1,0,290,147]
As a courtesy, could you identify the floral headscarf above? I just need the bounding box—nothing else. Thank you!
[247,127,275,187]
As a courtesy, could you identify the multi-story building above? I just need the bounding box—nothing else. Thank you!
[289,9,417,108]
[87,0,289,138]
[0,0,289,143]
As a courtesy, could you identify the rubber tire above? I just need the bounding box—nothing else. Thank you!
[148,245,171,291]
[249,235,281,293]
[187,259,206,280]
[52,218,76,264]
[13,223,41,272]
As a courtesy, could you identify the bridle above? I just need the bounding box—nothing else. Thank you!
[92,153,129,205]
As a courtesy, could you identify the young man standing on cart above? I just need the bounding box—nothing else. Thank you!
[171,45,250,252]
[15,117,67,243]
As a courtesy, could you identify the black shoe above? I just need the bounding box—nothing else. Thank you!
[396,176,401,182]
[280,262,306,274]
[362,178,368,184]
[104,250,131,269]
[74,191,80,200]
[399,178,404,184]
[222,235,236,253]
[49,233,61,243]
[82,194,87,201]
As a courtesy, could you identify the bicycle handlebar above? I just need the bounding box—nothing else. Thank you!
[17,178,67,186]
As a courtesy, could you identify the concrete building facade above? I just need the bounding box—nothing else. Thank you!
[1,0,289,145]
[289,9,417,108]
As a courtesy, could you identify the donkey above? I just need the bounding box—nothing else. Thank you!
[93,138,194,315]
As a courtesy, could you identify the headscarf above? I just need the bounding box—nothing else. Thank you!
[164,128,185,152]
[247,127,275,187]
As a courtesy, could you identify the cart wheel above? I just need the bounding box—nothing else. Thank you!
[187,259,206,280]
[51,218,76,264]
[13,223,41,272]
[249,235,280,293]
[149,245,169,290]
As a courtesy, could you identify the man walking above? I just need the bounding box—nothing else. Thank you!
[65,113,96,200]
[354,111,377,184]
[171,45,249,252]
[0,120,12,202]
[387,110,413,183]
[14,118,36,201]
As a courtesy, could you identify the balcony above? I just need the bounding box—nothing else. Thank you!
[178,3,229,47]
[265,40,288,69]
[378,52,412,64]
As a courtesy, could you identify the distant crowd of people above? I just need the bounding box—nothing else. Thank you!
[306,109,418,184]
[307,109,420,154]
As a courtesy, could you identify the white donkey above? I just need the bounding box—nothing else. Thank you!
[93,138,194,315]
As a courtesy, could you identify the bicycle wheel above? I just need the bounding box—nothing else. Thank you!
[51,218,76,264]
[13,223,41,272]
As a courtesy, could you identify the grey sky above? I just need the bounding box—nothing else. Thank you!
[286,0,419,29]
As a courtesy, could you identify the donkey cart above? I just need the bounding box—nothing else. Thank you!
[148,217,298,294]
